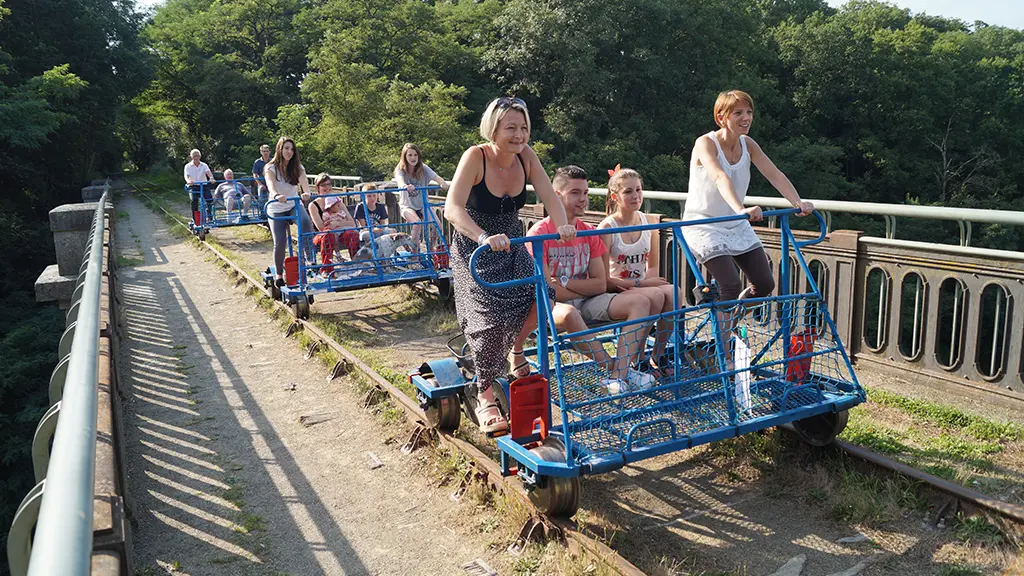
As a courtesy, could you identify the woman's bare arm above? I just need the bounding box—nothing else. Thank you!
[747,137,813,215]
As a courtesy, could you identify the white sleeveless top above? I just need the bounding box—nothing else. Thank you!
[605,213,651,281]
[681,132,761,264]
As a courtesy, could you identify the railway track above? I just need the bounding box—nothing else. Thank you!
[124,178,1024,574]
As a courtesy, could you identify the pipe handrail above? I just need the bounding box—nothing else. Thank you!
[511,185,1024,227]
[22,192,107,575]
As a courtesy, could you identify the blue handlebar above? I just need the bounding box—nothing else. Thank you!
[793,210,827,248]
[469,208,825,289]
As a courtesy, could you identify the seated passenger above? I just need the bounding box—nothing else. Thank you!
[598,166,681,378]
[213,169,253,221]
[353,184,395,243]
[309,173,359,261]
[394,143,449,249]
[526,165,655,393]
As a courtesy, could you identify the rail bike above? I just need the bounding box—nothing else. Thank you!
[185,177,267,241]
[260,186,453,318]
[409,209,864,516]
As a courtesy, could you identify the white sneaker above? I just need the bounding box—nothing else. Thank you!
[626,368,656,391]
[601,377,627,396]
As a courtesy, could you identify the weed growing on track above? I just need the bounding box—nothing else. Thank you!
[954,515,1004,546]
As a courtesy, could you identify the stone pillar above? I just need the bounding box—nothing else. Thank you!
[82,181,109,202]
[34,190,113,308]
[827,229,863,353]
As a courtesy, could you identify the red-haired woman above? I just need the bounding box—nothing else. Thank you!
[682,90,814,304]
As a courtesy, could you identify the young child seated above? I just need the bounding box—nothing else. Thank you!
[354,185,395,243]
[313,196,360,275]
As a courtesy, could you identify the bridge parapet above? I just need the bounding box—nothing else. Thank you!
[9,188,128,576]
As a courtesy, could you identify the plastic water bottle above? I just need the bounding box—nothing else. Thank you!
[734,327,752,413]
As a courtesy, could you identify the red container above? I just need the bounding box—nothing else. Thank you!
[785,330,817,384]
[284,256,299,286]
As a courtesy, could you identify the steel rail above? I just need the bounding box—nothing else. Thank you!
[23,193,107,576]
[129,181,646,576]
[130,179,1024,565]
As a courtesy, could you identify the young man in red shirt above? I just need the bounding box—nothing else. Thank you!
[527,165,655,393]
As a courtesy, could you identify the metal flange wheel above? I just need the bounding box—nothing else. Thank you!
[292,294,311,319]
[198,228,207,242]
[435,277,453,301]
[792,409,849,447]
[527,437,581,517]
[426,395,461,432]
[270,282,282,301]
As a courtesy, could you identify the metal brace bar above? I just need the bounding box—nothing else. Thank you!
[327,359,351,382]
[400,425,431,455]
[32,403,62,483]
[508,515,563,556]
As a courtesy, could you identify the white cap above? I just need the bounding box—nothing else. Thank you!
[325,196,342,209]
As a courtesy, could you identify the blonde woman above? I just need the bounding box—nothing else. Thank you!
[444,97,575,435]
[598,167,679,377]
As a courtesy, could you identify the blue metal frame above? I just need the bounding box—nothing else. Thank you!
[466,209,863,480]
[260,186,452,301]
[186,178,268,236]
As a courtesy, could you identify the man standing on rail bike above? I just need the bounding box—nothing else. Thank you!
[252,144,271,209]
[526,165,656,394]
[184,149,213,226]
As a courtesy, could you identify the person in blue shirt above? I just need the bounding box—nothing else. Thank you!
[252,144,271,209]
[353,184,394,243]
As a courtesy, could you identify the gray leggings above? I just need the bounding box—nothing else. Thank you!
[270,207,315,275]
[704,246,776,302]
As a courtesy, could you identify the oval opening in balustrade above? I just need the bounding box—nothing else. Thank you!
[863,267,891,352]
[975,283,1012,379]
[935,277,967,370]
[803,260,829,336]
[897,272,927,361]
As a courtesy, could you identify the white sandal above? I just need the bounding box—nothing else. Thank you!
[473,387,507,435]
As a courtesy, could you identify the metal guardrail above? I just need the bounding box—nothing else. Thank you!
[7,192,108,576]
[542,185,1024,247]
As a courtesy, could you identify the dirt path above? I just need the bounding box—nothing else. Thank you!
[116,192,524,576]
[126,183,1018,576]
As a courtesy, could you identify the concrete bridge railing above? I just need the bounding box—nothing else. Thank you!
[8,182,129,576]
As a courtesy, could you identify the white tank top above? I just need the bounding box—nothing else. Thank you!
[606,212,651,281]
[683,132,750,220]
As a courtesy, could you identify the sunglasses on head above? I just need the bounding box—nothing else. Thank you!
[496,96,527,109]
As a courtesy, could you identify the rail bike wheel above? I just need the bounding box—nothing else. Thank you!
[527,437,580,517]
[292,293,311,320]
[270,282,282,301]
[792,409,849,447]
[425,394,461,432]
[435,276,453,301]
[198,228,207,242]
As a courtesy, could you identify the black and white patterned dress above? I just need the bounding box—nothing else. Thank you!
[450,148,549,393]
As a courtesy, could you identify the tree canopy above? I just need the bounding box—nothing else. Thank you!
[136,0,1023,249]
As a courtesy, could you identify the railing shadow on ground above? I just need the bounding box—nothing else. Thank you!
[118,264,371,574]
[580,447,1002,575]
